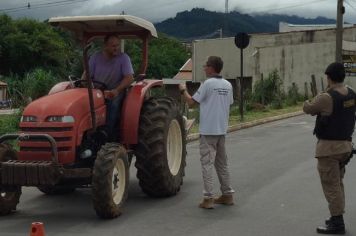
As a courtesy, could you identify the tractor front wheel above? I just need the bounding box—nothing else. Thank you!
[92,143,129,219]
[135,97,186,197]
[0,144,22,216]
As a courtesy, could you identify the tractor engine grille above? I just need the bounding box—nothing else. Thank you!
[18,124,76,164]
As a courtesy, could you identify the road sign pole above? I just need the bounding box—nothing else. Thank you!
[234,32,250,121]
[240,48,243,120]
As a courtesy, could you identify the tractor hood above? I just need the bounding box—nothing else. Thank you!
[22,88,105,122]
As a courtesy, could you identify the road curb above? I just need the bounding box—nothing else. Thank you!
[187,110,304,142]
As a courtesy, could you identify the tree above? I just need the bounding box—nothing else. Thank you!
[0,14,73,77]
[125,33,190,79]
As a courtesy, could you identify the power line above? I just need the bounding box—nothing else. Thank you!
[345,0,356,11]
[0,0,88,13]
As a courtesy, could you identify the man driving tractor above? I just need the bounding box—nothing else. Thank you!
[84,33,134,140]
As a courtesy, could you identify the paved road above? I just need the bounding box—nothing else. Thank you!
[1,115,356,236]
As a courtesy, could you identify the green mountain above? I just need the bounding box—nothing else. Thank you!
[155,8,336,40]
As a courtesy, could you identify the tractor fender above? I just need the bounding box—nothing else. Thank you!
[120,79,163,145]
[48,82,73,95]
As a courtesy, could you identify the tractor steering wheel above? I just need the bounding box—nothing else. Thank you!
[73,79,108,91]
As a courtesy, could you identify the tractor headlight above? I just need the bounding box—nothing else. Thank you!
[46,116,75,123]
[20,116,37,122]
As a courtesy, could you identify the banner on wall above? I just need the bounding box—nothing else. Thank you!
[343,54,356,76]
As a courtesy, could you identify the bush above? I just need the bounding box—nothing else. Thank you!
[22,68,60,102]
[285,83,303,106]
[251,69,284,109]
[0,112,21,136]
[2,73,26,108]
[3,68,60,107]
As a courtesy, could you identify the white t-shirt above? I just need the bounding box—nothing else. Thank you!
[192,77,233,135]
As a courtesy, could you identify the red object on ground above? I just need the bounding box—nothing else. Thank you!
[29,222,45,236]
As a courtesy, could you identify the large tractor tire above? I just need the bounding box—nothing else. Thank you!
[38,186,75,195]
[0,144,22,216]
[135,97,186,197]
[92,143,129,219]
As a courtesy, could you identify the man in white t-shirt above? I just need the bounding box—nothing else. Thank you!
[179,56,235,209]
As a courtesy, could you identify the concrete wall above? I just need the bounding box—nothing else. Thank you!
[192,27,356,94]
[256,42,335,91]
[279,22,355,33]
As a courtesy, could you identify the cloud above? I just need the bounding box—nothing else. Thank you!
[1,0,355,23]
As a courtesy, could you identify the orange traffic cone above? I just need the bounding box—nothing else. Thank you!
[29,222,45,236]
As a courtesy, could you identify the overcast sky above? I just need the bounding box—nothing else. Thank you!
[0,0,355,23]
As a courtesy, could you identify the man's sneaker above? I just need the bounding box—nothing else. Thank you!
[214,194,234,205]
[199,198,214,209]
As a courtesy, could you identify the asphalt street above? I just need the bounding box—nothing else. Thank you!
[1,114,356,236]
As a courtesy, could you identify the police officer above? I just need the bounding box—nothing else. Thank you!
[303,62,355,234]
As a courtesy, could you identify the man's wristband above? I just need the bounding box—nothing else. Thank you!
[180,89,186,95]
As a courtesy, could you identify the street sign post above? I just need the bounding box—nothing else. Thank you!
[234,32,250,120]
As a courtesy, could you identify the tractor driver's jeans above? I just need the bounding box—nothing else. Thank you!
[106,92,125,141]
[199,135,235,198]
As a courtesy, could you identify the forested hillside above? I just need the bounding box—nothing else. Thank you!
[155,8,336,40]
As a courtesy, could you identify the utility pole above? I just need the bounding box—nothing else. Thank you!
[223,0,228,37]
[336,0,344,62]
[218,28,222,38]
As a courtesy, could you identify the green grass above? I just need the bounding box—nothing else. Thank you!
[0,113,21,136]
[188,103,303,134]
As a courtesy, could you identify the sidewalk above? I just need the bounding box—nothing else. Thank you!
[187,110,304,142]
[0,109,18,115]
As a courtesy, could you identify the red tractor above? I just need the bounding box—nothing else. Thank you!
[0,15,187,219]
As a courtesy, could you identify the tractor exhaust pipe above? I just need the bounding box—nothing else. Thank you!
[83,43,97,132]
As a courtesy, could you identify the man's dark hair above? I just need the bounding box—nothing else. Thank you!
[206,56,223,73]
[104,33,119,44]
[325,62,345,82]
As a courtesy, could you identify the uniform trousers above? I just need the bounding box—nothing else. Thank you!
[317,152,350,216]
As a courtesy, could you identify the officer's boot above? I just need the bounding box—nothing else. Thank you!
[317,215,345,234]
[325,217,331,226]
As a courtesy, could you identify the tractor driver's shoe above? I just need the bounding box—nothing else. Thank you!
[317,215,345,234]
[199,198,214,209]
[214,194,234,205]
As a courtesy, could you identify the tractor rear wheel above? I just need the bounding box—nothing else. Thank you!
[135,97,186,197]
[0,144,22,216]
[92,143,129,219]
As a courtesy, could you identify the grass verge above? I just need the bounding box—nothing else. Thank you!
[189,103,303,134]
